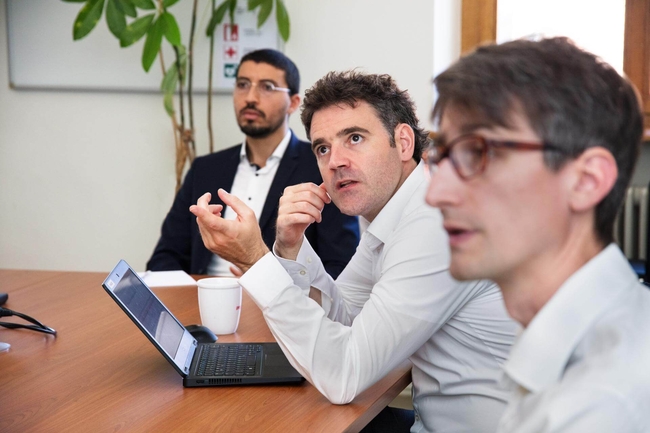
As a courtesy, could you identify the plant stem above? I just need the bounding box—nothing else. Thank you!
[173,46,186,132]
[207,0,216,154]
[158,49,184,193]
[187,0,198,157]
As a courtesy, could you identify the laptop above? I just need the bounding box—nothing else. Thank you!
[102,260,304,387]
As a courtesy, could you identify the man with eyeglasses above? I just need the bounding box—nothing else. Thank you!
[147,49,359,278]
[426,37,650,432]
[190,70,518,432]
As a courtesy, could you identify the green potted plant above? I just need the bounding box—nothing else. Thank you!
[63,0,291,192]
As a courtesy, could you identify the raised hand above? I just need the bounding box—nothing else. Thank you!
[275,182,331,261]
[189,189,270,273]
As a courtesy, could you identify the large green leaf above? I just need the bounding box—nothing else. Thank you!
[275,0,289,41]
[256,0,272,28]
[247,0,265,10]
[161,12,181,46]
[106,0,126,38]
[131,0,156,10]
[115,0,137,17]
[163,0,181,7]
[72,0,105,40]
[142,16,164,71]
[206,0,230,36]
[119,13,154,47]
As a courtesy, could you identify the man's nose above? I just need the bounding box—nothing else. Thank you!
[328,145,350,170]
[426,159,461,208]
[244,85,260,103]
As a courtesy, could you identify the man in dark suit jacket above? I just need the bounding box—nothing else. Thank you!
[147,49,359,277]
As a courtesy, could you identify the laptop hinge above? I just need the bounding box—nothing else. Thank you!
[184,342,196,374]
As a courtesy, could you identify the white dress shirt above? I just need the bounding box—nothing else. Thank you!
[207,131,291,276]
[240,163,518,433]
[498,244,650,433]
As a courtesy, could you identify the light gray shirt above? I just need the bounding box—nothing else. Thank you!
[240,163,518,432]
[498,244,650,433]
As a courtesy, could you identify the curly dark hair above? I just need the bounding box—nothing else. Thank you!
[301,70,428,162]
[432,37,643,246]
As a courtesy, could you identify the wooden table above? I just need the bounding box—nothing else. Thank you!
[0,269,411,432]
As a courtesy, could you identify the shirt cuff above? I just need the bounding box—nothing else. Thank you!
[239,252,295,308]
[273,237,331,297]
[273,240,311,295]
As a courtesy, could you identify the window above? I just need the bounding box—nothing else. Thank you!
[461,0,650,139]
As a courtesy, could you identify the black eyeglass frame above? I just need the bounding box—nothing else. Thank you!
[426,133,564,180]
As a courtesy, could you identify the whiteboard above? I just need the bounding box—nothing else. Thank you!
[6,0,282,93]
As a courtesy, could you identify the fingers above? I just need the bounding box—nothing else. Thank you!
[280,183,330,210]
[278,183,331,227]
[279,211,321,226]
[188,191,269,272]
[319,182,332,203]
[190,192,213,218]
[279,205,319,224]
[229,265,243,277]
[217,189,256,221]
[196,192,212,209]
[189,192,228,233]
[207,204,223,217]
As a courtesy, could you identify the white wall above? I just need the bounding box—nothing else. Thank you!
[0,0,443,272]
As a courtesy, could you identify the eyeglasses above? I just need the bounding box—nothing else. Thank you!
[425,133,563,179]
[0,307,57,335]
[234,79,291,97]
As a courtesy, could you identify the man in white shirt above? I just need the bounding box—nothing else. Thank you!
[147,49,359,278]
[190,71,518,432]
[426,37,650,432]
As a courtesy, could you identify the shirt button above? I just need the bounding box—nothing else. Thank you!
[307,257,312,263]
[299,270,306,276]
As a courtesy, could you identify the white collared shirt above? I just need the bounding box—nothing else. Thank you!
[498,244,650,433]
[240,162,519,433]
[207,131,292,276]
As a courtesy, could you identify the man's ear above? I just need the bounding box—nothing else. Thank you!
[394,123,415,162]
[568,147,618,212]
[287,94,301,115]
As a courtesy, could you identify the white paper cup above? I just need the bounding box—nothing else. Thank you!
[197,277,242,335]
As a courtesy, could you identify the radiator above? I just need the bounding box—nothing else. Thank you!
[614,186,649,261]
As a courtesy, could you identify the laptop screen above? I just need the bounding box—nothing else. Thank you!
[111,268,185,358]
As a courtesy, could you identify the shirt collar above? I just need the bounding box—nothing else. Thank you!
[239,130,292,164]
[503,243,640,393]
[365,161,428,247]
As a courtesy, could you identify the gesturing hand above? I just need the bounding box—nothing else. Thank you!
[189,189,270,273]
[275,182,331,261]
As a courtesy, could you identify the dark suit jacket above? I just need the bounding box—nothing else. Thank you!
[147,132,359,278]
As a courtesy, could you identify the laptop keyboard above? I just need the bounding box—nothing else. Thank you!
[196,344,261,377]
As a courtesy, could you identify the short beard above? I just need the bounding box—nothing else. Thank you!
[239,124,274,138]
[239,117,285,138]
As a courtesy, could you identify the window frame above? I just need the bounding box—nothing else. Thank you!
[624,0,650,139]
[461,0,650,140]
